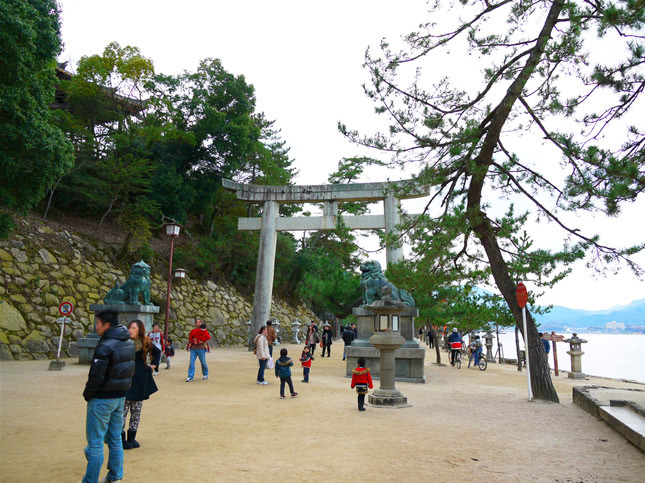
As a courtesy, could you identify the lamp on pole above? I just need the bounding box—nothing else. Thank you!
[163,222,182,342]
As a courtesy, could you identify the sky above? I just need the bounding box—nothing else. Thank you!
[56,0,645,311]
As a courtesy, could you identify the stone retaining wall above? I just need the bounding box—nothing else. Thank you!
[0,218,316,360]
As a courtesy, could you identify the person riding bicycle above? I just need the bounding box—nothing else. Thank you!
[470,335,483,367]
[448,328,462,366]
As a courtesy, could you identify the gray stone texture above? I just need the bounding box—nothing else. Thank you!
[1,217,317,361]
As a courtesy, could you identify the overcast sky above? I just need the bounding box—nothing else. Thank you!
[57,0,644,311]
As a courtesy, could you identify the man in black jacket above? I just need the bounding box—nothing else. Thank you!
[342,325,355,361]
[82,311,135,483]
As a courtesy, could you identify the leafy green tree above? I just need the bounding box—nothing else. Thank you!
[341,0,644,401]
[0,0,73,236]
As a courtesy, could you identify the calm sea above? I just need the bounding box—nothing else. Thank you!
[478,332,645,383]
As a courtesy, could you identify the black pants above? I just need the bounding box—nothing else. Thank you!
[309,343,316,355]
[322,343,331,357]
[450,349,459,365]
[358,393,366,409]
[280,376,294,396]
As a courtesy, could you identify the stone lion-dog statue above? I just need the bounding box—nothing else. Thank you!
[360,260,415,307]
[104,260,152,306]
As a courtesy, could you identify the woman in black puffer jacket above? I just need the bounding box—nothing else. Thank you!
[122,320,159,449]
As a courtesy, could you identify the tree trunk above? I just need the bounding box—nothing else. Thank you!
[471,216,559,402]
[43,175,63,219]
[433,330,441,365]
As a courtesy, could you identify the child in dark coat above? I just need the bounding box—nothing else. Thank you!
[350,356,373,411]
[275,348,298,399]
[164,339,175,369]
[299,345,312,383]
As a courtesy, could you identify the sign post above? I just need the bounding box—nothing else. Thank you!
[516,283,532,401]
[49,301,74,371]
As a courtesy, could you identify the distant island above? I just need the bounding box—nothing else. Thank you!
[535,298,645,334]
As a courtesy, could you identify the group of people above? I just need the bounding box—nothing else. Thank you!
[82,315,370,482]
[81,312,214,483]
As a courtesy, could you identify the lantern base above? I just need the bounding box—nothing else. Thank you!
[568,371,586,379]
[369,389,408,407]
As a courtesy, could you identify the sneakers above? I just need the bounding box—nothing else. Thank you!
[280,395,286,399]
[301,380,308,383]
[100,478,122,483]
[203,375,208,380]
[153,371,159,376]
[257,380,269,385]
[291,392,298,398]
[358,407,366,411]
[186,377,194,382]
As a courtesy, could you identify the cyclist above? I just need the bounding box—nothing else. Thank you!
[470,335,483,367]
[448,328,462,366]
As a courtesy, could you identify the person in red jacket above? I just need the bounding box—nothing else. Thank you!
[186,323,211,382]
[350,357,373,411]
[299,345,312,383]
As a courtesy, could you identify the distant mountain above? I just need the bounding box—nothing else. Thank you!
[535,298,645,329]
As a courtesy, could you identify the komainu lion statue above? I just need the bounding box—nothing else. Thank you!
[104,260,152,306]
[360,260,415,307]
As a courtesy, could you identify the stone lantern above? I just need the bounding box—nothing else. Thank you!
[367,287,408,407]
[484,331,494,362]
[291,319,301,344]
[564,333,587,379]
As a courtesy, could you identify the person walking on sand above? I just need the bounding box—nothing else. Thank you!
[147,323,164,375]
[81,310,135,483]
[122,320,159,450]
[341,324,355,361]
[254,326,270,385]
[266,320,277,358]
[275,348,298,399]
[305,322,319,359]
[186,322,211,382]
[163,338,175,369]
[350,356,373,411]
[299,345,312,383]
[321,324,333,357]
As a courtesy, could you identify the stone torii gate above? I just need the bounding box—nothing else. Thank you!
[222,179,429,340]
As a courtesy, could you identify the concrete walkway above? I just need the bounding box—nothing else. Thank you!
[1,343,644,482]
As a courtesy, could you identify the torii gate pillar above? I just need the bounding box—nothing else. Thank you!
[251,200,279,346]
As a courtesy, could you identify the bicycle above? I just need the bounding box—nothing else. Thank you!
[467,350,488,371]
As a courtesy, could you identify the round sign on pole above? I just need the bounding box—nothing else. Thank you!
[59,301,74,316]
[516,283,528,308]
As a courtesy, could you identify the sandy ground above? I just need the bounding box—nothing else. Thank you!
[1,342,644,482]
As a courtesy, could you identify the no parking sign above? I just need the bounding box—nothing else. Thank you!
[59,301,74,316]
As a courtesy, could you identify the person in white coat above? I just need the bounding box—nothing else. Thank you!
[254,326,270,385]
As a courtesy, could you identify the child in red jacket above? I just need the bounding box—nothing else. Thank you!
[350,357,373,411]
[299,346,312,383]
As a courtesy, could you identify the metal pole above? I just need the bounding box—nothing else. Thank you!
[164,236,175,343]
[551,330,559,376]
[522,307,533,401]
[56,318,66,361]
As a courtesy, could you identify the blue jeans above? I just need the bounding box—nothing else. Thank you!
[473,347,483,365]
[303,367,310,382]
[188,349,208,379]
[83,397,125,483]
[257,358,267,382]
[268,345,273,357]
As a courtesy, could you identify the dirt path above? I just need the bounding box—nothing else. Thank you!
[1,343,643,482]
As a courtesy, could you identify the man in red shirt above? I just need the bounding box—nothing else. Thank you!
[186,320,211,382]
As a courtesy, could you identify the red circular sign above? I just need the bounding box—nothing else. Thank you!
[59,301,74,316]
[516,283,528,308]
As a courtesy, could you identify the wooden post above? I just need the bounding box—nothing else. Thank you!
[551,330,559,376]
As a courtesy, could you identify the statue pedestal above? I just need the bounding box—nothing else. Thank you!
[368,332,408,407]
[78,304,160,364]
[346,307,426,383]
